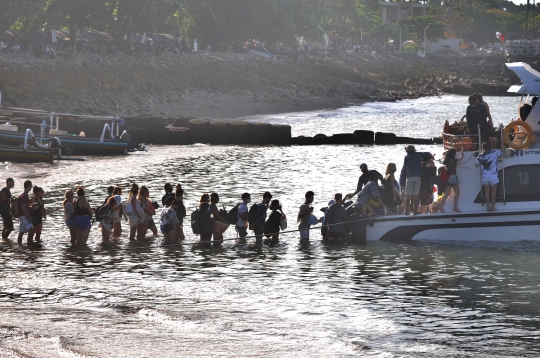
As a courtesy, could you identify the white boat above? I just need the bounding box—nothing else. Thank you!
[368,62,540,242]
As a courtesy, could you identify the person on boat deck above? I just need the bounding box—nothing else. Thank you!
[356,173,386,215]
[399,145,427,215]
[435,167,447,197]
[439,146,465,213]
[419,154,437,214]
[17,180,35,245]
[1,178,15,241]
[326,194,348,242]
[476,94,493,128]
[162,183,175,206]
[464,94,488,137]
[475,142,503,212]
[460,95,476,122]
[345,164,384,202]
[382,163,400,214]
[519,97,538,121]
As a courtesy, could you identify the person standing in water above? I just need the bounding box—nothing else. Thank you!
[209,193,229,246]
[17,180,34,245]
[174,188,186,242]
[112,186,123,237]
[29,186,45,243]
[251,192,272,244]
[236,193,251,242]
[63,190,76,245]
[1,178,14,240]
[264,199,286,243]
[126,184,143,241]
[297,191,314,241]
[74,186,93,246]
[136,185,151,240]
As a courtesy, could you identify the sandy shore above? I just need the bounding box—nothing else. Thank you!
[149,93,363,120]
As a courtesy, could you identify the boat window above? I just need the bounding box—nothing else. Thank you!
[474,164,540,203]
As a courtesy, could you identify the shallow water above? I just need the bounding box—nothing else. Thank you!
[2,95,539,357]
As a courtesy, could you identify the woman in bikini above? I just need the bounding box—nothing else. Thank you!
[74,186,93,246]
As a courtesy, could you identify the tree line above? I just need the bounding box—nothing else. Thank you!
[0,0,538,52]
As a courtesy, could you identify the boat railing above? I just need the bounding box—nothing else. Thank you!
[442,130,482,151]
[24,128,48,150]
[99,123,115,143]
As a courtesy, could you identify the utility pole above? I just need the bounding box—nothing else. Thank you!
[422,24,430,53]
[398,25,402,52]
[526,0,531,39]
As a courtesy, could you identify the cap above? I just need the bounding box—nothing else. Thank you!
[360,163,368,170]
[328,199,336,206]
[405,145,416,152]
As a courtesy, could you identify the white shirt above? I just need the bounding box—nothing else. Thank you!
[237,202,248,227]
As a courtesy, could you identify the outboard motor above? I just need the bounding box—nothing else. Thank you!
[50,136,73,156]
[120,130,146,152]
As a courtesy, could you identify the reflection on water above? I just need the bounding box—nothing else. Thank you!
[1,96,539,357]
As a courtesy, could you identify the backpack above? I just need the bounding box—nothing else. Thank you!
[10,196,19,218]
[227,203,242,224]
[247,203,260,225]
[95,203,110,222]
[439,165,456,184]
[190,208,201,235]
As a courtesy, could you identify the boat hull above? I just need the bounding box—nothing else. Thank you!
[367,210,540,242]
[0,147,55,163]
[0,130,128,156]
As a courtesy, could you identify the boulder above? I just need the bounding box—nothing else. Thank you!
[208,120,231,144]
[395,136,433,145]
[328,133,355,144]
[312,133,330,145]
[268,124,291,145]
[168,127,192,145]
[291,136,314,145]
[249,122,273,145]
[228,121,251,145]
[188,119,211,144]
[375,132,396,145]
[353,130,374,145]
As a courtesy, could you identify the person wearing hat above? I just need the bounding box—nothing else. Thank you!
[400,145,427,215]
[344,163,383,202]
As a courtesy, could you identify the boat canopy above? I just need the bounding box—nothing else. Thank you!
[506,62,540,95]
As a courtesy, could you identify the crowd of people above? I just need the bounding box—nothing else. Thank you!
[0,132,506,246]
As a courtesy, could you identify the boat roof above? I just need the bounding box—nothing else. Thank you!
[1,107,118,121]
[506,62,540,95]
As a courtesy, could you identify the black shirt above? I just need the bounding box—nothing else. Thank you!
[357,170,383,191]
[162,192,175,206]
[465,103,488,132]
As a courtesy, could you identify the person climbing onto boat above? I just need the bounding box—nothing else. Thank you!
[162,183,175,206]
[210,193,229,246]
[29,186,45,243]
[400,145,426,215]
[173,188,186,242]
[17,180,35,245]
[356,174,386,215]
[439,146,465,213]
[74,186,93,246]
[1,178,14,240]
[326,194,348,242]
[160,197,180,245]
[136,186,151,240]
[264,199,286,244]
[297,191,315,241]
[112,186,123,237]
[98,196,117,244]
[419,154,437,214]
[236,193,251,242]
[345,163,384,201]
[382,163,399,214]
[63,190,76,246]
[475,142,503,212]
[251,192,272,244]
[126,184,143,241]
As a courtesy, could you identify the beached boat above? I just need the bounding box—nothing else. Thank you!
[367,62,540,242]
[0,108,144,156]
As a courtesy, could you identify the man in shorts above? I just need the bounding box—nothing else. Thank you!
[400,145,426,215]
[475,142,503,212]
[0,178,15,240]
[17,180,34,245]
[252,192,272,244]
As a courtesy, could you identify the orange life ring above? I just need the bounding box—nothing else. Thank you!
[503,120,534,150]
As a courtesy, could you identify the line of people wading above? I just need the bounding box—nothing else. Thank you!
[0,140,502,246]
